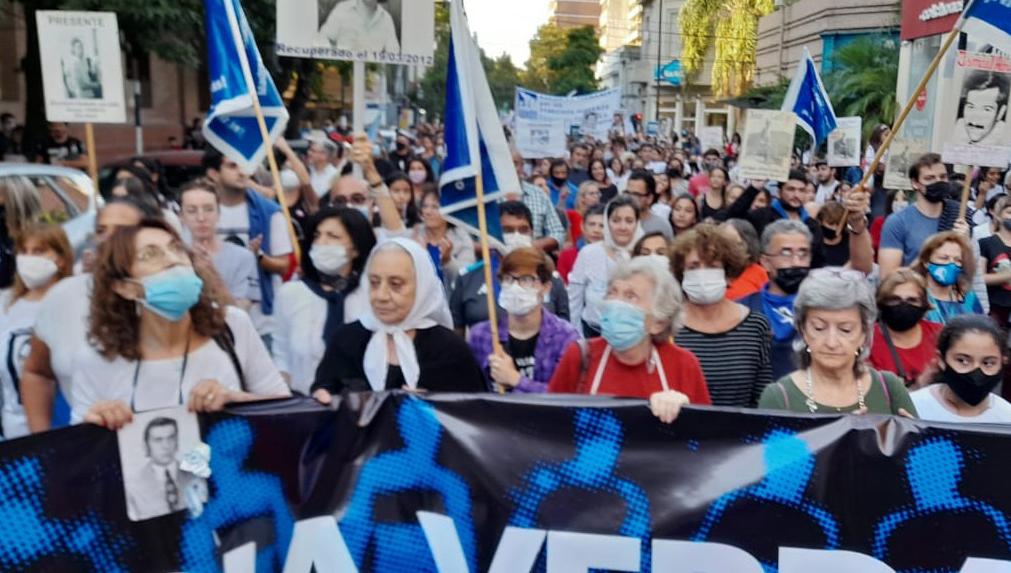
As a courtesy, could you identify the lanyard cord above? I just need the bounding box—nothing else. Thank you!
[131,329,192,412]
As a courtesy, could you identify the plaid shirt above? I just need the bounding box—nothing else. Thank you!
[467,310,580,393]
[520,182,566,247]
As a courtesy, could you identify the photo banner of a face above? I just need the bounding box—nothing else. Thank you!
[941,51,1011,168]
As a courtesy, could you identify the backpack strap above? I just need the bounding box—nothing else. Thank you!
[875,369,893,412]
[577,338,590,383]
[213,323,246,392]
[777,381,790,410]
[878,321,910,385]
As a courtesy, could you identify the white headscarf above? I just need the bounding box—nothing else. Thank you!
[359,237,453,391]
[603,201,645,257]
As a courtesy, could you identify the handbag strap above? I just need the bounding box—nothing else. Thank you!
[878,321,909,385]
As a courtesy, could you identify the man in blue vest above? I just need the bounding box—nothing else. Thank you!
[203,148,292,348]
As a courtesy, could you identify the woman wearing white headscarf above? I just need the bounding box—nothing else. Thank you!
[311,237,486,401]
[567,195,644,338]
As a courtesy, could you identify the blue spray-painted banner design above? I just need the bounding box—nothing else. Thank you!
[0,395,1011,571]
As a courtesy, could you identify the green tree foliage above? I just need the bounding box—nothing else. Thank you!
[523,24,602,95]
[548,26,603,95]
[824,36,898,140]
[523,23,567,93]
[416,1,519,120]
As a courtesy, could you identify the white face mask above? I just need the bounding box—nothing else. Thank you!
[640,254,670,270]
[408,170,427,185]
[16,255,59,290]
[310,244,349,276]
[681,268,727,305]
[503,232,533,253]
[498,282,541,316]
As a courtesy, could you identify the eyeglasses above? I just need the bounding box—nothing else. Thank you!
[762,248,812,263]
[334,193,368,206]
[501,274,540,288]
[136,241,189,265]
[809,268,865,281]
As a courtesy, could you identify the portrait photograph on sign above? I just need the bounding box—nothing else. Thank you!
[827,117,862,167]
[738,109,796,181]
[941,51,1011,167]
[699,126,725,153]
[36,11,125,123]
[884,138,928,190]
[276,0,434,64]
[118,406,208,522]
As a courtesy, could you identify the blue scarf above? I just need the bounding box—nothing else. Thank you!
[760,285,797,342]
[302,278,348,347]
[771,198,810,222]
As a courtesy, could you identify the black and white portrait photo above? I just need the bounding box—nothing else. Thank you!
[118,407,207,522]
[828,117,862,167]
[317,0,402,54]
[61,33,102,100]
[951,68,1010,146]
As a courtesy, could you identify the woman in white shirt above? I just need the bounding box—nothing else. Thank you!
[911,314,1011,423]
[73,219,290,430]
[273,207,377,394]
[567,195,644,338]
[0,224,74,438]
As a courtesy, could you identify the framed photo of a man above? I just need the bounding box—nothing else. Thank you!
[36,11,126,123]
[941,51,1011,167]
[276,0,433,65]
[118,407,207,522]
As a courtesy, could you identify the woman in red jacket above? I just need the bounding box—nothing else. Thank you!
[548,257,711,422]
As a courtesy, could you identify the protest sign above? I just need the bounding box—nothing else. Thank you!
[3,394,1011,571]
[941,51,1011,168]
[275,0,435,65]
[827,117,862,167]
[36,11,125,124]
[514,87,622,157]
[514,119,568,158]
[884,137,929,190]
[738,109,796,181]
[699,126,725,153]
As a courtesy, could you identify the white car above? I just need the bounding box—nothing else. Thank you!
[0,164,98,254]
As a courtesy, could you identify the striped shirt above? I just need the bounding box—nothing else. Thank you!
[675,310,773,407]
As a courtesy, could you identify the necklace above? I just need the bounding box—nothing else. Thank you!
[805,367,866,413]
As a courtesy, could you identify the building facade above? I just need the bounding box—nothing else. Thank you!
[549,0,602,30]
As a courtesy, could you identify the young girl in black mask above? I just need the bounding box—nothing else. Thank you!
[910,314,1011,423]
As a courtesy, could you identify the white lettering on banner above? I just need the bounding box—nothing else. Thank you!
[260,512,1011,573]
[210,77,227,94]
[652,539,764,572]
[222,542,256,572]
[919,0,964,21]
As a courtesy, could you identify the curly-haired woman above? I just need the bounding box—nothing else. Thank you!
[71,219,290,429]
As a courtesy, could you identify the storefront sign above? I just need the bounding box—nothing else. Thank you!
[902,0,962,40]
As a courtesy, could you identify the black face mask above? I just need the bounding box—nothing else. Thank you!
[923,181,950,203]
[396,141,408,153]
[822,226,839,241]
[551,176,567,187]
[942,366,1001,406]
[1002,219,1011,232]
[879,303,927,332]
[773,266,809,294]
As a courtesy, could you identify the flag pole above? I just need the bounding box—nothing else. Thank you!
[84,123,98,192]
[857,17,965,190]
[221,0,300,263]
[474,172,506,393]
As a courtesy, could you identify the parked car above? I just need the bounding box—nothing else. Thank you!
[0,163,98,255]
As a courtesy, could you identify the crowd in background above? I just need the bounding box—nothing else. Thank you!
[2,112,1011,442]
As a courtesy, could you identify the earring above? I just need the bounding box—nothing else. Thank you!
[806,346,812,354]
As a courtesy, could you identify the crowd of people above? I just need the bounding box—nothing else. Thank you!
[2,118,1011,441]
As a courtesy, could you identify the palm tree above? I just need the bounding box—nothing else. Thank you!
[678,0,775,96]
[824,36,899,140]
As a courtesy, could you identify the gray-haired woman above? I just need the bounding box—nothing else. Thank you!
[758,269,918,415]
[549,257,712,422]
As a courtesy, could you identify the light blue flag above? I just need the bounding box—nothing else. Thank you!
[962,0,1011,52]
[781,47,837,146]
[439,0,521,245]
[202,0,288,174]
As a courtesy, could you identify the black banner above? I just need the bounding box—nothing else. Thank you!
[1,392,1011,572]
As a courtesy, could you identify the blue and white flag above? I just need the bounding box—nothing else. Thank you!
[439,0,520,244]
[781,47,837,146]
[202,0,288,174]
[961,0,1011,52]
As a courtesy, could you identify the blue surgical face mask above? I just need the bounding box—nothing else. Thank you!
[927,262,961,287]
[135,266,204,322]
[599,299,647,351]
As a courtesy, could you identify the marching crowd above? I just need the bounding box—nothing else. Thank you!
[2,120,1011,440]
